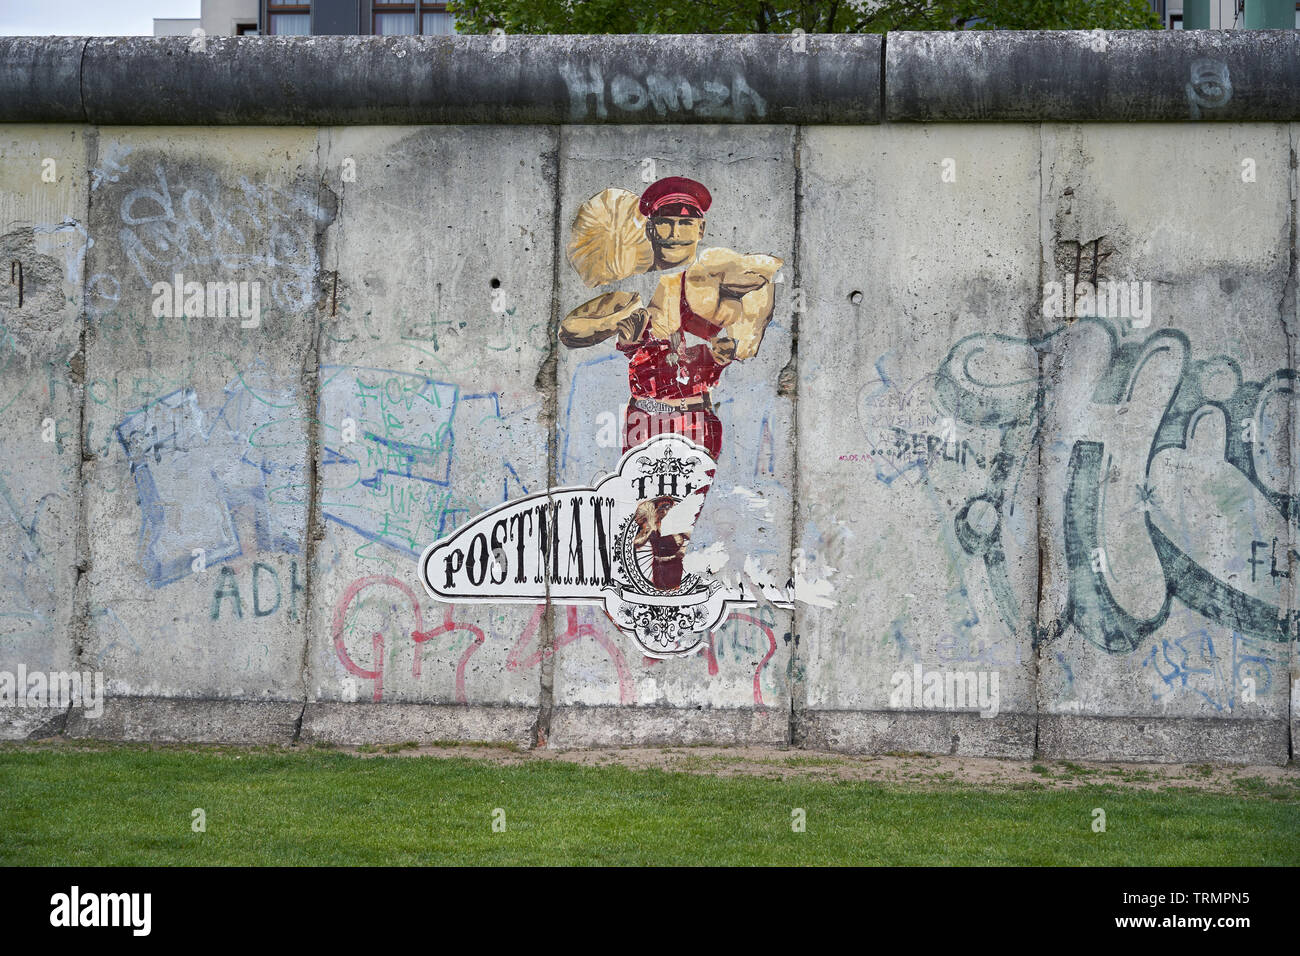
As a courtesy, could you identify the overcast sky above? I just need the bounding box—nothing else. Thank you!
[0,0,201,36]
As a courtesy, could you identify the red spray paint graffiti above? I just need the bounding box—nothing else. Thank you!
[506,604,635,706]
[332,575,426,703]
[412,605,486,705]
[334,578,776,707]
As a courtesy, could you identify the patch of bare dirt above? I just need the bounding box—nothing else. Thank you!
[531,746,1299,796]
[7,738,1297,797]
[331,742,1300,797]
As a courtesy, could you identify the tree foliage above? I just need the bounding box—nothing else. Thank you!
[446,0,1162,35]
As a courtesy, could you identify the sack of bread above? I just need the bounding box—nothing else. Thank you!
[566,188,655,288]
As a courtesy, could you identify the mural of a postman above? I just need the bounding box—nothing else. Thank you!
[419,175,797,659]
[562,177,783,585]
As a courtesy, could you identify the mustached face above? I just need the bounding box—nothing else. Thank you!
[647,216,705,268]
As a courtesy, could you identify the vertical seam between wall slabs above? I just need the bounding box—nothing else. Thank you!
[532,123,565,749]
[295,127,331,741]
[77,39,90,124]
[1032,120,1046,759]
[70,124,100,704]
[787,123,804,749]
[878,32,887,124]
[1287,122,1297,763]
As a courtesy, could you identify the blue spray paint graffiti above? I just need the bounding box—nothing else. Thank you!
[119,362,537,586]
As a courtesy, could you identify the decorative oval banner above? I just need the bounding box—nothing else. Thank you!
[419,434,792,658]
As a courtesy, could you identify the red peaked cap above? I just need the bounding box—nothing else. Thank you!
[639,176,712,218]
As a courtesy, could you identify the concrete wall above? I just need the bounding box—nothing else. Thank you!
[0,32,1296,763]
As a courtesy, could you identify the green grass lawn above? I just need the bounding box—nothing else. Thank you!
[1,745,1296,865]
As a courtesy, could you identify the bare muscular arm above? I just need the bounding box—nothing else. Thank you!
[559,291,644,349]
[560,310,649,349]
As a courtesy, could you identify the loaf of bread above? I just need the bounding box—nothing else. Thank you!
[566,188,655,288]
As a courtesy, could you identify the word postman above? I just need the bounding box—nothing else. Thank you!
[419,434,790,658]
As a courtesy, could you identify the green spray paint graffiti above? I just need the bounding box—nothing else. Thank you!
[935,317,1295,654]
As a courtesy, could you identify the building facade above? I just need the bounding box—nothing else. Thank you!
[156,1,455,36]
[1158,0,1300,28]
[156,0,1296,37]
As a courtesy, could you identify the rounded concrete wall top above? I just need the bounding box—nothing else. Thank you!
[0,32,1298,125]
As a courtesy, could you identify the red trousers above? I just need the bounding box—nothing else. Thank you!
[622,401,722,460]
[622,400,721,590]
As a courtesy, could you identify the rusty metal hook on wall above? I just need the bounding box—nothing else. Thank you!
[9,260,22,308]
